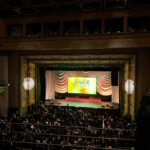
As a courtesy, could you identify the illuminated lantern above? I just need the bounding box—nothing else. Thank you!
[125,79,134,94]
[23,77,35,90]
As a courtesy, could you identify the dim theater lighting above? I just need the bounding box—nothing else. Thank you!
[23,77,35,90]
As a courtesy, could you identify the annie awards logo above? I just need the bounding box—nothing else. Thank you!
[75,80,90,87]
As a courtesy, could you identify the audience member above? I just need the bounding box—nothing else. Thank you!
[0,104,136,150]
[32,103,35,113]
[28,105,30,113]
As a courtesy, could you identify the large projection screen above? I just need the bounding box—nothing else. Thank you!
[68,77,97,94]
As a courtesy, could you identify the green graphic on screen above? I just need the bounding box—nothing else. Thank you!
[68,77,97,94]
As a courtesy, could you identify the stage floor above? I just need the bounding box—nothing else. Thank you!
[45,97,119,109]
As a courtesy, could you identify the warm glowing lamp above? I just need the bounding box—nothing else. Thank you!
[125,79,134,94]
[23,77,35,90]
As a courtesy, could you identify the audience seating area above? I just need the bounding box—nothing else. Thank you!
[0,105,136,150]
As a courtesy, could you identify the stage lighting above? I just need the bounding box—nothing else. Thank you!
[23,77,35,90]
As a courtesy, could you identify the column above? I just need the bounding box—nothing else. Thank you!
[80,19,83,35]
[101,18,105,34]
[128,56,136,120]
[46,71,55,100]
[123,16,128,32]
[124,61,129,116]
[0,56,9,115]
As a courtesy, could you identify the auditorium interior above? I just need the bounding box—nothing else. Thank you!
[0,0,150,149]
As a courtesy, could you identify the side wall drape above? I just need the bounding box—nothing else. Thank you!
[20,56,28,111]
[46,71,55,99]
[111,72,119,104]
[128,56,135,120]
[124,61,129,116]
[29,63,35,105]
[20,57,36,113]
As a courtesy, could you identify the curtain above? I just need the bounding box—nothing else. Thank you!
[46,71,55,100]
[111,72,119,104]
[54,71,112,96]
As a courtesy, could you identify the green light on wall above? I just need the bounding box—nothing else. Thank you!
[0,84,9,94]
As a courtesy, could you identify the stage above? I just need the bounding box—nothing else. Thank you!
[45,97,119,109]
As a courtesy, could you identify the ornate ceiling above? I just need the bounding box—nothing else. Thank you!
[0,0,149,18]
